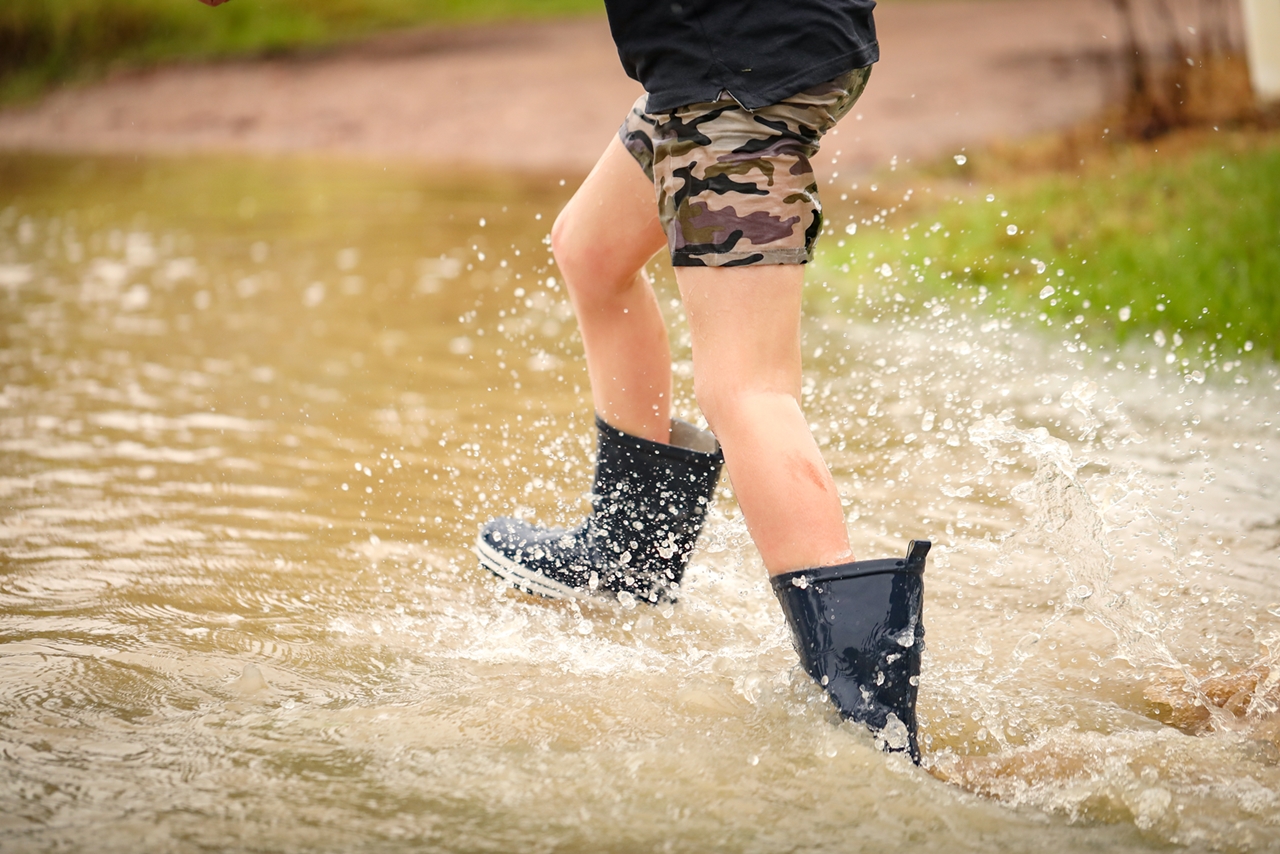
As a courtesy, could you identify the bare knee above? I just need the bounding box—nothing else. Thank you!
[549,205,579,275]
[551,207,627,300]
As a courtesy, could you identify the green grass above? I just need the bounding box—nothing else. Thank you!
[816,130,1280,359]
[0,0,602,102]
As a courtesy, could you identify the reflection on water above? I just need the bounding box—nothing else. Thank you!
[1,153,1278,852]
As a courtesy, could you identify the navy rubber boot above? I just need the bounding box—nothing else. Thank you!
[771,540,929,763]
[477,415,724,603]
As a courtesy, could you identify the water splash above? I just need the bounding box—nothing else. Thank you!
[2,155,1279,852]
[969,417,1181,670]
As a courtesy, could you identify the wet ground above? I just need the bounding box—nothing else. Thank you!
[1,152,1278,853]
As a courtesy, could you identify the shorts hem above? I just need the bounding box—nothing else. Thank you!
[671,248,812,268]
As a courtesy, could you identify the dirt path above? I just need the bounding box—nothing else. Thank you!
[0,0,1128,176]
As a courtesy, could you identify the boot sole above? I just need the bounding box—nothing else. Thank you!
[474,535,582,600]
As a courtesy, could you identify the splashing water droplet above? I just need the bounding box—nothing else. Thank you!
[877,715,910,753]
[233,664,269,694]
[1039,285,1055,300]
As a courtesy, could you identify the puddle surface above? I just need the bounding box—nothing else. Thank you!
[1,153,1279,853]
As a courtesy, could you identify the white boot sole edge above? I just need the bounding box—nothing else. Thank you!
[474,534,582,600]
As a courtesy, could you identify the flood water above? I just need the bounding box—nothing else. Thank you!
[1,152,1278,853]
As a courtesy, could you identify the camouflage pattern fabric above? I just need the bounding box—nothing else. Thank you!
[620,66,871,267]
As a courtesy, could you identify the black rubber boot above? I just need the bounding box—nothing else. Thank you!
[477,415,724,603]
[771,540,930,763]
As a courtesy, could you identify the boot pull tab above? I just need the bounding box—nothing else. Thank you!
[905,539,931,571]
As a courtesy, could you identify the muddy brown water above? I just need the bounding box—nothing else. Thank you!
[1,153,1278,853]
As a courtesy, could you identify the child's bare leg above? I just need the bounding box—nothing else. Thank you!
[551,136,671,443]
[676,264,853,574]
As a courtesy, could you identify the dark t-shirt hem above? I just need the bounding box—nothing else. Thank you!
[643,43,879,114]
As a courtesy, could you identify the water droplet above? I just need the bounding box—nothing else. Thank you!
[877,715,910,752]
[120,284,150,311]
[1118,306,1132,322]
[303,282,325,308]
[1039,285,1055,299]
[233,664,269,694]
[954,154,967,166]
[1006,224,1018,236]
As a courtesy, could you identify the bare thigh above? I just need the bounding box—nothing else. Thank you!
[552,134,668,293]
[676,264,805,406]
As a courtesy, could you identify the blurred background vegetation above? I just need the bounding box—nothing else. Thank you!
[0,0,601,102]
[817,129,1280,358]
[1,0,1275,357]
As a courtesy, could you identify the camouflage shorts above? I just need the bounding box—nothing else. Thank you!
[620,66,871,267]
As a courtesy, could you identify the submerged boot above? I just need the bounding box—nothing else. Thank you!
[771,540,930,763]
[477,415,724,603]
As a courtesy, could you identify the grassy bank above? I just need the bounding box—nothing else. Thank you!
[0,0,600,102]
[817,129,1280,359]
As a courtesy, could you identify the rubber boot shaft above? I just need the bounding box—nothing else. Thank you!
[771,540,929,763]
[478,415,724,602]
[590,415,723,580]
